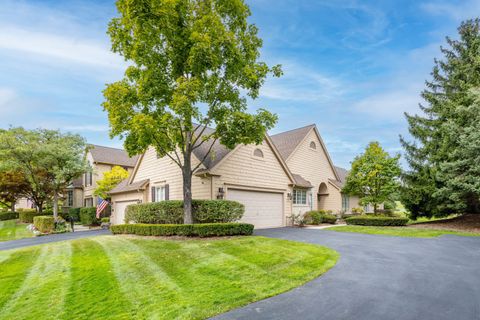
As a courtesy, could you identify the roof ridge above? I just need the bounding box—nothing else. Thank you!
[270,124,316,137]
[89,144,126,151]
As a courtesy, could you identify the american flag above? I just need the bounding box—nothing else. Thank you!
[96,197,109,218]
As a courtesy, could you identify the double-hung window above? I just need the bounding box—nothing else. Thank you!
[293,189,307,205]
[67,190,74,207]
[152,185,169,202]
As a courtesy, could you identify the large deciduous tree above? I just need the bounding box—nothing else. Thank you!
[343,142,401,213]
[0,170,30,211]
[0,128,87,217]
[103,0,280,223]
[400,19,480,218]
[94,165,129,199]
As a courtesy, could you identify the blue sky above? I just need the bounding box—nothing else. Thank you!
[0,0,476,168]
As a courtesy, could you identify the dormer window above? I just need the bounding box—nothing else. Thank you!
[310,141,317,150]
[253,148,264,158]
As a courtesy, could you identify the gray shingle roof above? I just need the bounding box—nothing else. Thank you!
[191,126,231,170]
[331,166,349,188]
[292,174,313,188]
[270,124,315,161]
[109,178,149,195]
[89,145,139,167]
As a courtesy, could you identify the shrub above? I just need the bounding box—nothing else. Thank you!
[80,207,100,226]
[351,207,364,214]
[0,211,18,221]
[66,208,81,222]
[125,200,245,224]
[110,223,254,237]
[303,211,337,225]
[101,217,110,223]
[345,216,408,226]
[33,216,55,233]
[19,211,52,223]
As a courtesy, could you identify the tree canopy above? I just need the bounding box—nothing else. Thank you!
[0,127,87,215]
[0,169,29,211]
[94,165,129,199]
[400,19,480,218]
[343,142,401,213]
[103,0,280,223]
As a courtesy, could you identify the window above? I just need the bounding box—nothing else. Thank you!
[151,184,169,202]
[310,141,317,149]
[84,197,93,207]
[85,171,93,186]
[293,189,307,205]
[342,194,349,211]
[67,190,74,207]
[253,148,264,158]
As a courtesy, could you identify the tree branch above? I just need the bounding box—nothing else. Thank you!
[191,138,218,174]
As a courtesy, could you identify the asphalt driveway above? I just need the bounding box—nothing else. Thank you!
[214,228,480,320]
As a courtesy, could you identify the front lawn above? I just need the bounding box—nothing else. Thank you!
[328,225,480,238]
[0,235,338,320]
[0,220,33,242]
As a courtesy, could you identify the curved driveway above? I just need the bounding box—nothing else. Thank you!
[214,228,480,320]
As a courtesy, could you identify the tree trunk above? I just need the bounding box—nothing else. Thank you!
[373,203,378,214]
[183,131,193,224]
[37,203,43,213]
[53,192,59,219]
[10,202,15,212]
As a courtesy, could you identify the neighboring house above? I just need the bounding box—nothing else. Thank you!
[62,145,138,211]
[15,197,35,211]
[109,124,363,228]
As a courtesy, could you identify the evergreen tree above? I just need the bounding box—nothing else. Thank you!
[401,19,480,217]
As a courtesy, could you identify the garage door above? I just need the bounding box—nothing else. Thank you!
[227,189,284,229]
[112,200,138,225]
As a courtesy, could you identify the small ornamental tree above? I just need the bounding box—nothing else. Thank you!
[343,142,401,213]
[103,0,280,223]
[94,165,129,199]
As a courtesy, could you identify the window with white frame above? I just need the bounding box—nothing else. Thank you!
[341,194,349,211]
[152,185,169,202]
[293,189,307,205]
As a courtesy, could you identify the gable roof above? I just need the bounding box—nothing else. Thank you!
[270,124,316,161]
[329,166,349,189]
[270,124,340,181]
[191,126,231,170]
[109,178,149,195]
[89,145,139,167]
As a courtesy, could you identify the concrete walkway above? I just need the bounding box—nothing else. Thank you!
[214,227,480,320]
[0,229,111,251]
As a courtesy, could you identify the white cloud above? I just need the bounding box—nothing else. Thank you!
[0,26,124,70]
[260,62,345,102]
[421,1,480,21]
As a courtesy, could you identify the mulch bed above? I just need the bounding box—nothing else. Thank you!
[409,214,480,233]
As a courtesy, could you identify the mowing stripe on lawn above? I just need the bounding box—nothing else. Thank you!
[0,247,41,310]
[63,239,133,320]
[94,236,183,319]
[0,242,72,319]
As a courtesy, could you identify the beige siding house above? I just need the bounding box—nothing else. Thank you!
[63,145,138,211]
[109,124,362,228]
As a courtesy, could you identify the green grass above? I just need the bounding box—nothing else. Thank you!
[328,225,480,238]
[407,214,460,225]
[0,235,338,319]
[0,220,33,242]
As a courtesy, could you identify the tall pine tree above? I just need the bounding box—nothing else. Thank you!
[401,19,480,218]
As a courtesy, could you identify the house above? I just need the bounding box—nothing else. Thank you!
[109,124,362,228]
[63,145,138,211]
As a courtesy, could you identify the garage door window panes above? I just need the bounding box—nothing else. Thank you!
[293,189,307,205]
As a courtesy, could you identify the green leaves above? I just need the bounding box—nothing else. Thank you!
[94,166,130,199]
[343,142,401,212]
[401,19,480,217]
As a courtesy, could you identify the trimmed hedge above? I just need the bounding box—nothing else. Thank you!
[19,211,52,223]
[0,211,18,221]
[33,216,55,233]
[303,211,337,225]
[345,216,409,226]
[80,207,100,226]
[111,223,254,238]
[66,207,81,222]
[125,200,245,224]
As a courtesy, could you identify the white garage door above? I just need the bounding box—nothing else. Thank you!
[227,189,284,229]
[112,200,138,225]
